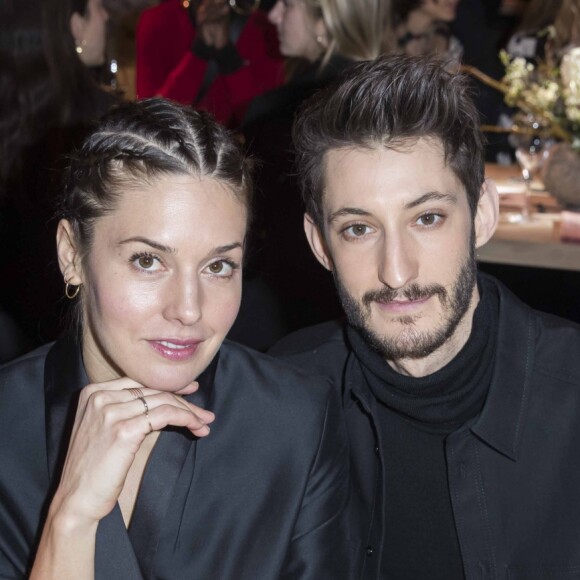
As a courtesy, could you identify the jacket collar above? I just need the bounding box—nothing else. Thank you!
[469,275,536,461]
[345,274,536,462]
[44,334,86,481]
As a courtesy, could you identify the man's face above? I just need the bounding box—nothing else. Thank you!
[308,138,485,365]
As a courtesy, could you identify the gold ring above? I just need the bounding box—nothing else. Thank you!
[125,388,152,433]
[138,396,153,433]
[126,387,145,400]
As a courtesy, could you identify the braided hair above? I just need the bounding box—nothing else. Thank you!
[58,98,253,261]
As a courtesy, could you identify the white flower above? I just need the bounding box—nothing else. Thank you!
[561,47,580,88]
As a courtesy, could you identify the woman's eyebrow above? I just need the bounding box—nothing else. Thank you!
[118,237,176,253]
[211,242,243,255]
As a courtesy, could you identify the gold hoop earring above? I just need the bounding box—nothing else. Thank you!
[65,282,81,300]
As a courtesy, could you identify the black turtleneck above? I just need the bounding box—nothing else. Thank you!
[347,277,499,579]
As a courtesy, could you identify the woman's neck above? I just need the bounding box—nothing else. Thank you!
[405,10,435,36]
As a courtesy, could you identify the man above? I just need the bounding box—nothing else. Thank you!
[271,54,580,579]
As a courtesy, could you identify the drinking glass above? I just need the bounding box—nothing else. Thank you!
[509,131,548,223]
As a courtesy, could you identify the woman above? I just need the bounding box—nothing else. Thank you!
[505,0,563,61]
[0,99,349,579]
[242,0,389,334]
[0,0,117,345]
[135,0,283,128]
[393,0,462,65]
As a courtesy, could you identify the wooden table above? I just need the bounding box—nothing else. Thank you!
[478,164,580,272]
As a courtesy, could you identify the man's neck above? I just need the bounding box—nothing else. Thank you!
[387,286,481,378]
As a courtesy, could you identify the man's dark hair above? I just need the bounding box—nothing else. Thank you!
[293,54,485,230]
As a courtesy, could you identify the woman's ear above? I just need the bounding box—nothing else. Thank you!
[70,11,86,49]
[56,219,84,284]
[304,213,333,271]
[474,179,499,249]
[313,13,330,47]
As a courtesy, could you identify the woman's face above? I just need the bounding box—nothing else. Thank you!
[71,0,109,67]
[268,0,326,62]
[418,0,460,22]
[59,174,247,391]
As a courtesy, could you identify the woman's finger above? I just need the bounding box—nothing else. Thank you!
[89,391,215,433]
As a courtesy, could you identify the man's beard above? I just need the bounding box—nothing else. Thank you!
[335,248,477,360]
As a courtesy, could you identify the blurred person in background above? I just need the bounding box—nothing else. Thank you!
[394,0,463,66]
[135,0,283,128]
[0,0,119,346]
[241,0,391,335]
[550,0,580,56]
[506,0,563,61]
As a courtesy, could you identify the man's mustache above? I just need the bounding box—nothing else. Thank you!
[362,283,448,307]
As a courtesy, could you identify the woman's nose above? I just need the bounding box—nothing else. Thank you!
[163,276,202,326]
[268,0,284,25]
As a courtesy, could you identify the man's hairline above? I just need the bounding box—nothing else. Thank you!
[308,136,475,234]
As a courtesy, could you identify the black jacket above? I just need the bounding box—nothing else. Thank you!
[272,275,580,579]
[0,337,349,579]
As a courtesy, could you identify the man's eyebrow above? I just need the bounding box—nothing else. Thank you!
[327,207,372,225]
[404,192,458,210]
[118,237,176,253]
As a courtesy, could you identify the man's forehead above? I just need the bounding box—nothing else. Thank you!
[320,139,461,205]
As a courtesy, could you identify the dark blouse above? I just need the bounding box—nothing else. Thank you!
[0,337,350,579]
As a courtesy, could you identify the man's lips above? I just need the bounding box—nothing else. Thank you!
[375,295,431,314]
[147,339,202,361]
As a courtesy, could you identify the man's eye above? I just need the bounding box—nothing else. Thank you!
[417,213,442,226]
[344,224,371,237]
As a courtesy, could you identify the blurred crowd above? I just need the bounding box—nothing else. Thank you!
[1,0,579,362]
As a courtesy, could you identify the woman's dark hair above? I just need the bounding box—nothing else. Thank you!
[393,0,423,26]
[293,54,485,230]
[515,0,563,35]
[0,0,112,185]
[58,98,253,260]
[43,0,111,125]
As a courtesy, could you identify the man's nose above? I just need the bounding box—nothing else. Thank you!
[377,232,419,290]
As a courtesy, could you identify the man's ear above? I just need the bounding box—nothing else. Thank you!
[56,219,84,284]
[304,213,333,271]
[474,179,499,249]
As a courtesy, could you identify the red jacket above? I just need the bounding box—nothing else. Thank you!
[136,0,283,127]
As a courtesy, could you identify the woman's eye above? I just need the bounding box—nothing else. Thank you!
[417,213,443,227]
[206,259,237,278]
[343,223,372,238]
[131,253,161,272]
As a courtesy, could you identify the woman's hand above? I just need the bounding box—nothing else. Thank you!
[49,377,215,526]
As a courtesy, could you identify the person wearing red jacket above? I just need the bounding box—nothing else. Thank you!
[136,0,283,128]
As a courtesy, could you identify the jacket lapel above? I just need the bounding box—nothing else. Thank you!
[471,276,536,460]
[128,354,217,579]
[44,336,143,580]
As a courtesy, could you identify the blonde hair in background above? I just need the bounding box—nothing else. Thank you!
[552,0,580,53]
[303,0,391,67]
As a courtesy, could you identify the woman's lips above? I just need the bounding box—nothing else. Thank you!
[148,339,201,361]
